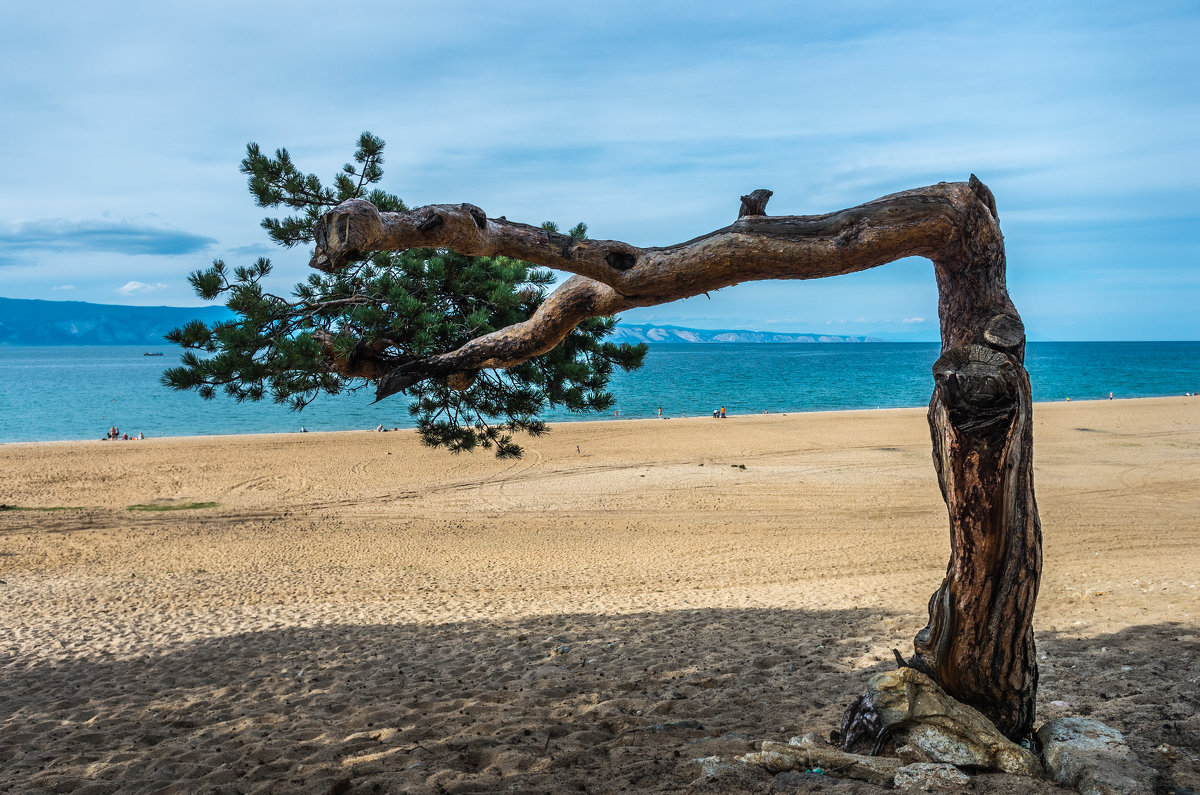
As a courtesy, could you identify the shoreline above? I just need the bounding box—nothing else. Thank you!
[2,393,1194,449]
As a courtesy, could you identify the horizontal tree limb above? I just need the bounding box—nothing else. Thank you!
[312,183,973,299]
[307,179,999,400]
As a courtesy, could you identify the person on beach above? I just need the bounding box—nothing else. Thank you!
[658,406,662,419]
[137,431,144,440]
[720,406,726,419]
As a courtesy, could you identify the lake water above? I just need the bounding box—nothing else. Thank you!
[1,342,1197,443]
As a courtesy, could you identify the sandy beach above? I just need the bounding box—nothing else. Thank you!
[2,397,1197,793]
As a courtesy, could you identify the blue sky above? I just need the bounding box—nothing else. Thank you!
[1,2,1197,340]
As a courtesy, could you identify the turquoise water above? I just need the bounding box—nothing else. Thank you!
[1,342,1197,443]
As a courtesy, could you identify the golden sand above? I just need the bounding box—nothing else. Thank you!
[2,398,1198,792]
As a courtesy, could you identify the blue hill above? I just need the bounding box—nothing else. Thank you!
[607,323,876,344]
[0,297,876,347]
[0,297,232,346]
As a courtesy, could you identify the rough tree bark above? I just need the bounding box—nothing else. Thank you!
[310,176,1042,741]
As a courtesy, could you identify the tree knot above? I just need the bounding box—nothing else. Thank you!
[461,204,488,230]
[417,209,444,232]
[605,251,637,271]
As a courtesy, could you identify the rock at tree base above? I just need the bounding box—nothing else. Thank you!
[894,762,971,790]
[865,667,1043,776]
[1036,717,1155,795]
[687,755,769,790]
[739,742,901,787]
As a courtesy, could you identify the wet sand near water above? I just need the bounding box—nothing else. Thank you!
[1,398,1198,793]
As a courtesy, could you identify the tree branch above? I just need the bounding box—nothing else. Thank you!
[311,182,970,300]
[309,180,994,401]
[374,274,639,400]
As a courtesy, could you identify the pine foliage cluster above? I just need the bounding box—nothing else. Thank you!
[163,133,646,457]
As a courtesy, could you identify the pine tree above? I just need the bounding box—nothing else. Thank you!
[163,133,646,457]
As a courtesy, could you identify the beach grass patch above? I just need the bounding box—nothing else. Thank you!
[127,502,219,512]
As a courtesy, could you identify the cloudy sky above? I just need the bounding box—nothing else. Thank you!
[1,1,1196,340]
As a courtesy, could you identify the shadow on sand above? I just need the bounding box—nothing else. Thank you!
[1,609,1195,794]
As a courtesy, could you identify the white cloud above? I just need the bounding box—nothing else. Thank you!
[902,317,926,324]
[51,284,74,290]
[116,281,168,295]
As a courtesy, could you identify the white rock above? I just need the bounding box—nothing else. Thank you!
[1036,717,1156,795]
[894,762,971,791]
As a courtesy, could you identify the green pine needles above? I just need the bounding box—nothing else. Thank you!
[163,132,646,458]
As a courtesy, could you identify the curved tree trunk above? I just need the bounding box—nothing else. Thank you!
[912,184,1042,740]
[310,176,1042,740]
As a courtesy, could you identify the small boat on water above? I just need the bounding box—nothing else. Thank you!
[143,352,164,356]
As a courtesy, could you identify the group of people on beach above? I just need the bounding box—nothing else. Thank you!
[104,426,143,441]
[614,408,734,420]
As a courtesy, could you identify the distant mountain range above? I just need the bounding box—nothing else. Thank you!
[0,297,232,346]
[606,323,877,344]
[0,297,877,346]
